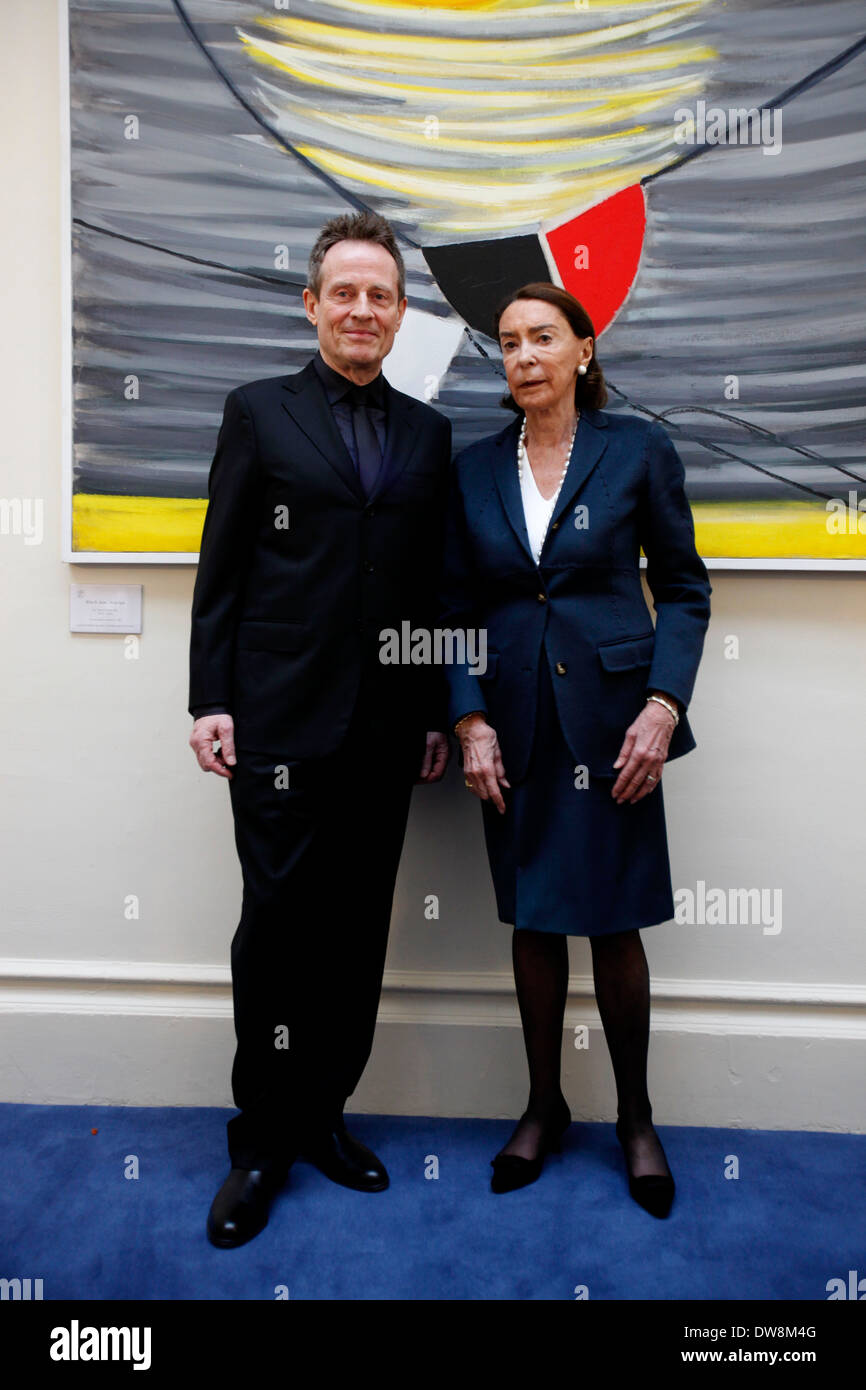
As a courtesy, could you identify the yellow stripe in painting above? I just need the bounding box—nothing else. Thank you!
[244,44,711,85]
[252,21,710,69]
[236,34,716,120]
[292,145,661,228]
[300,128,664,168]
[72,494,208,554]
[72,495,866,561]
[319,0,704,14]
[324,79,704,137]
[692,501,866,560]
[240,29,713,80]
[244,54,708,112]
[282,116,660,160]
[254,4,710,59]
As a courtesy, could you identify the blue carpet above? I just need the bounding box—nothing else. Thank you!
[1,1103,863,1300]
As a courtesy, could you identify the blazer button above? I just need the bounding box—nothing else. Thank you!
[363,561,375,573]
[551,521,559,530]
[364,506,376,519]
[555,661,567,675]
[537,592,547,603]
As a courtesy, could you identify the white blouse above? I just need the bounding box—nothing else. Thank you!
[519,456,559,564]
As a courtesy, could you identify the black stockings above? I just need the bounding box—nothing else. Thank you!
[590,928,671,1179]
[499,928,570,1160]
[499,926,671,1179]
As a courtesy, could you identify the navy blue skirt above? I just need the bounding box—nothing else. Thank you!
[480,660,675,936]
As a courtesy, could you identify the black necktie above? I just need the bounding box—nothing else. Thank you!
[345,383,383,496]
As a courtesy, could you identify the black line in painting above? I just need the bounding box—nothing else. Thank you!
[643,32,866,186]
[73,218,306,289]
[658,407,865,483]
[605,383,843,501]
[170,0,410,236]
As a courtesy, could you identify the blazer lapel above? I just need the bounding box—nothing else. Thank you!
[491,416,534,565]
[491,407,609,565]
[280,359,365,503]
[546,406,608,534]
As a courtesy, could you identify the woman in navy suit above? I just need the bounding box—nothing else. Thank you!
[440,283,711,1216]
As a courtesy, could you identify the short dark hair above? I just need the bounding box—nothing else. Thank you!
[492,282,608,412]
[307,210,406,302]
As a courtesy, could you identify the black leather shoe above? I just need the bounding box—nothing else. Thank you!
[490,1098,572,1194]
[206,1166,287,1248]
[615,1118,675,1218]
[301,1124,389,1192]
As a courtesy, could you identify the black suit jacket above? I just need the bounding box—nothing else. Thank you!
[188,357,453,755]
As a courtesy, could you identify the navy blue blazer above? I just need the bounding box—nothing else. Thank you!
[439,407,712,783]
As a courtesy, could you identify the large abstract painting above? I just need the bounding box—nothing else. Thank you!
[61,0,866,565]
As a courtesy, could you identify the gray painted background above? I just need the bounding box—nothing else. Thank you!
[68,0,865,516]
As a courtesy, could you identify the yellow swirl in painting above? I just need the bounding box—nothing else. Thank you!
[237,0,715,234]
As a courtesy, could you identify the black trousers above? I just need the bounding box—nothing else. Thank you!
[224,683,424,1172]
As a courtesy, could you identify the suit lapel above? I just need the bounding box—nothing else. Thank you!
[280,360,365,503]
[491,407,609,564]
[367,381,422,503]
[280,360,422,505]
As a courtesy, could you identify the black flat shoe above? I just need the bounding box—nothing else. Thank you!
[490,1099,572,1194]
[206,1166,287,1248]
[301,1124,389,1192]
[615,1118,675,1218]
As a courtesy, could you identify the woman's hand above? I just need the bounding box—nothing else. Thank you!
[458,715,511,814]
[611,696,677,805]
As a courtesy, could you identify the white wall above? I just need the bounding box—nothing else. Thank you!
[1,2,863,1132]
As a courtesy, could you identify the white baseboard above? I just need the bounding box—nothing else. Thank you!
[0,958,863,1130]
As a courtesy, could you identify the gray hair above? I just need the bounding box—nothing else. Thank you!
[307,210,405,302]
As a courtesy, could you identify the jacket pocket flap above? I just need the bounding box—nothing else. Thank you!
[597,632,654,672]
[237,620,305,652]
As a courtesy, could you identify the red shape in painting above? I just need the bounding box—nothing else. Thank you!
[544,184,646,335]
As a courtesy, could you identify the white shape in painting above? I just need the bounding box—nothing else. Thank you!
[382,307,465,403]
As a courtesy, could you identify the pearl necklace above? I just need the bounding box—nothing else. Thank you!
[517,412,580,560]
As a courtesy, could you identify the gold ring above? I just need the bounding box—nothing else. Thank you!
[465,779,473,788]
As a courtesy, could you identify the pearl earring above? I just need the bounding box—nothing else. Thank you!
[577,363,588,376]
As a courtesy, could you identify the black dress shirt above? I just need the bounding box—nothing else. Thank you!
[311,349,388,465]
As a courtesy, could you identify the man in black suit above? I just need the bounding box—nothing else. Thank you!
[188,210,452,1248]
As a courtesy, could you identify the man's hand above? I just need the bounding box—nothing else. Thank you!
[189,713,237,779]
[458,715,510,814]
[416,731,450,784]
